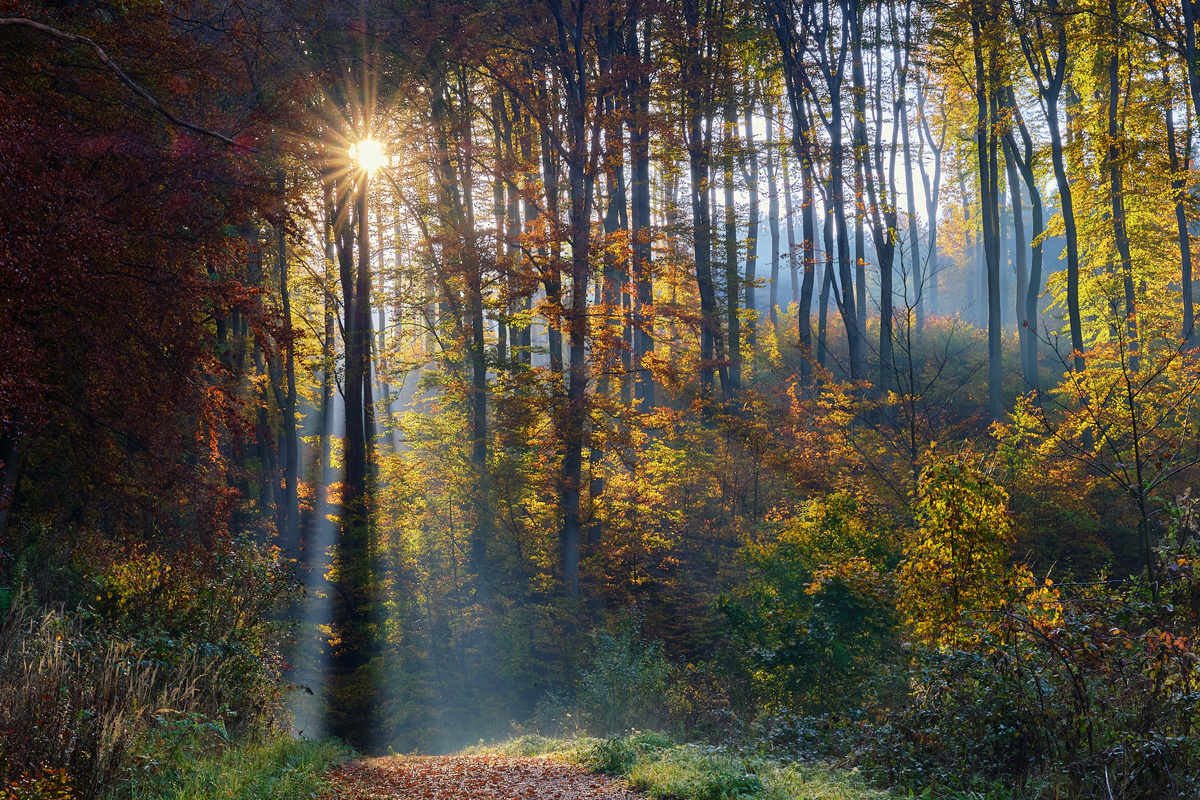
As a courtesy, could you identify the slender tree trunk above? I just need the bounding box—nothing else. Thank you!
[1045,93,1085,372]
[629,20,655,407]
[724,100,742,391]
[1003,139,1032,388]
[548,0,599,600]
[917,77,944,320]
[820,191,834,370]
[971,16,1002,421]
[799,153,817,379]
[896,0,921,330]
[765,97,782,328]
[1166,63,1195,344]
[783,143,800,309]
[742,96,760,349]
[492,93,509,366]
[1107,2,1137,369]
[539,90,565,380]
[278,171,299,556]
[691,109,719,398]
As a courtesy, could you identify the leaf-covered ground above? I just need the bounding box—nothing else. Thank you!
[330,755,645,800]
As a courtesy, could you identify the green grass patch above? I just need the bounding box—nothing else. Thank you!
[121,733,352,800]
[466,734,890,800]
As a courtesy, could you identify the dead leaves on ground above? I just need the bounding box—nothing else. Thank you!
[329,755,645,800]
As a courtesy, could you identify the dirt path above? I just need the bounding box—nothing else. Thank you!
[329,755,646,800]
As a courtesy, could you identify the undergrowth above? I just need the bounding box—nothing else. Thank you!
[121,734,350,800]
[468,734,890,800]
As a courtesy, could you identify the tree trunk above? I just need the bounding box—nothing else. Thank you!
[724,100,742,392]
[1107,1,1137,369]
[765,97,781,328]
[691,108,719,398]
[742,95,760,350]
[628,20,655,408]
[1165,62,1195,344]
[278,171,299,556]
[971,19,1003,421]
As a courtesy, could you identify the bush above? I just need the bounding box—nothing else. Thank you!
[720,493,899,715]
[627,747,762,800]
[866,554,1200,799]
[0,604,228,799]
[576,615,674,734]
[583,732,674,774]
[122,733,350,800]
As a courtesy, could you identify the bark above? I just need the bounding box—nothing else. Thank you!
[782,142,800,309]
[1017,0,1083,372]
[539,78,566,381]
[492,93,510,366]
[820,189,835,370]
[1165,61,1195,344]
[895,0,921,330]
[1107,1,1137,370]
[765,97,782,327]
[916,77,945,319]
[691,108,719,398]
[546,0,599,600]
[518,93,536,366]
[628,20,655,409]
[799,150,817,379]
[504,99,526,365]
[971,15,1003,421]
[741,94,760,349]
[278,170,299,556]
[724,100,742,391]
[1003,139,1032,388]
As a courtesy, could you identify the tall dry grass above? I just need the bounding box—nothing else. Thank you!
[0,604,221,799]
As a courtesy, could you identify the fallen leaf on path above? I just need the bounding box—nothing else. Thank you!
[328,755,645,800]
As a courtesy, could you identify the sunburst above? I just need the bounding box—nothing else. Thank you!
[349,138,387,174]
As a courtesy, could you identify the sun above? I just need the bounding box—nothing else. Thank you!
[350,139,387,174]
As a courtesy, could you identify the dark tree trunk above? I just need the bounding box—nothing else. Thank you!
[1165,62,1195,344]
[971,17,1003,421]
[765,97,781,327]
[724,100,742,391]
[1003,140,1032,388]
[1107,2,1137,370]
[278,171,300,556]
[628,20,655,408]
[742,95,760,350]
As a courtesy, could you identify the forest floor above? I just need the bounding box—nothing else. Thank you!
[328,755,646,800]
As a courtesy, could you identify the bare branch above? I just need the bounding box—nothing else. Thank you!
[0,17,238,147]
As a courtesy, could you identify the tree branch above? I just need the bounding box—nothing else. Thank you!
[0,17,237,146]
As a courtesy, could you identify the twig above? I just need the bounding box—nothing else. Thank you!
[0,17,237,146]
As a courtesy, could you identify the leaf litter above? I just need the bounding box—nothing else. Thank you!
[330,755,646,800]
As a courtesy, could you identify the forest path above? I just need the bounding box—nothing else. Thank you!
[329,755,645,800]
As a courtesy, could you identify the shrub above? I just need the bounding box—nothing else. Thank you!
[719,493,899,715]
[627,747,762,800]
[0,605,217,799]
[576,615,674,734]
[897,453,1017,647]
[583,732,674,774]
[122,733,350,800]
[869,552,1200,799]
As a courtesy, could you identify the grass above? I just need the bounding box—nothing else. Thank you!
[121,733,352,800]
[467,734,891,800]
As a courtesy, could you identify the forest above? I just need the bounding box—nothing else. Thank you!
[3,0,1200,796]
